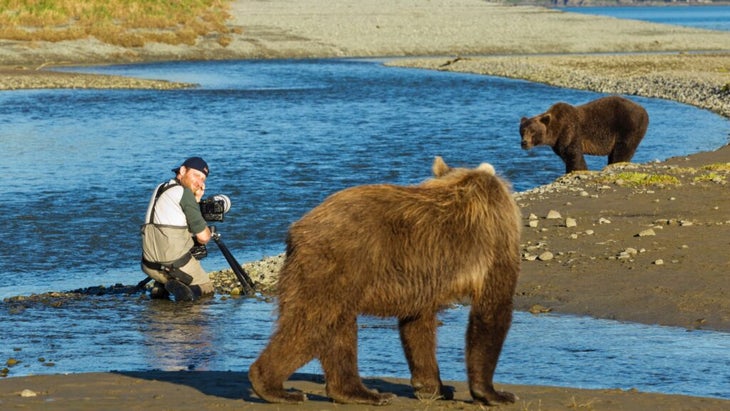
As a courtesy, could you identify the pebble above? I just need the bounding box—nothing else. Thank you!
[546,210,562,219]
[538,251,554,261]
[636,228,656,237]
[565,217,577,228]
[529,304,552,314]
[20,389,37,397]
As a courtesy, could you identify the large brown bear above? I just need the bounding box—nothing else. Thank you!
[519,95,649,173]
[249,157,521,406]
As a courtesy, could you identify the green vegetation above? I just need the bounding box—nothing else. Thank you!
[702,162,730,172]
[0,0,236,47]
[693,172,726,183]
[597,171,681,186]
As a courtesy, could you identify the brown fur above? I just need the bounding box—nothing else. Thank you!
[520,95,649,173]
[249,157,521,406]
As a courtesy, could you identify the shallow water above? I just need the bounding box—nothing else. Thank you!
[3,296,729,399]
[0,59,728,399]
[1,59,727,298]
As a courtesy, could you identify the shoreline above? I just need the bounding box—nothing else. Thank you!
[2,1,728,409]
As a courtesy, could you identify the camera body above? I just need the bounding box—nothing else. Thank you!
[191,194,230,259]
[199,194,231,222]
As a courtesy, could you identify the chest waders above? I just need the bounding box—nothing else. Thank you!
[140,182,195,285]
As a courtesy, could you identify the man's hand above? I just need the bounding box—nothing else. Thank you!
[194,184,205,202]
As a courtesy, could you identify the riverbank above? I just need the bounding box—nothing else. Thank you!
[1,1,729,410]
[226,144,730,333]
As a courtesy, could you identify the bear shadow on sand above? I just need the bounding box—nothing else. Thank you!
[115,371,419,403]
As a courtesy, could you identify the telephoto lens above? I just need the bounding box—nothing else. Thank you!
[212,194,231,214]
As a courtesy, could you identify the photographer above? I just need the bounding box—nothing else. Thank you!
[140,157,215,301]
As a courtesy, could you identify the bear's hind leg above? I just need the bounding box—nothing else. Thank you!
[399,313,454,400]
[320,314,396,405]
[249,322,316,403]
[466,280,517,405]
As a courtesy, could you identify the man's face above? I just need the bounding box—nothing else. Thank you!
[179,166,207,194]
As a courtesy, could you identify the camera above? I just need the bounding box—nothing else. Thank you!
[199,194,231,222]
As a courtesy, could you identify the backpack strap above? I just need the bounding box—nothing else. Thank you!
[146,181,180,224]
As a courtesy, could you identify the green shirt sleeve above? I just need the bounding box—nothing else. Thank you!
[180,187,208,234]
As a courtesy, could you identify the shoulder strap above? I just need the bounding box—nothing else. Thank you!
[148,181,180,224]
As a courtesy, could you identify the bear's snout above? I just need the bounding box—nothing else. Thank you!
[521,138,532,150]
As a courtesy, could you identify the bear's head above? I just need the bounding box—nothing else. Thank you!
[519,114,552,150]
[431,156,495,180]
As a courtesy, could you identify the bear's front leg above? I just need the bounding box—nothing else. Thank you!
[466,297,516,406]
[320,314,396,405]
[399,314,454,400]
[559,144,588,173]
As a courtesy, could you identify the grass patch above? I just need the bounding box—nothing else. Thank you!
[701,162,730,172]
[693,172,726,183]
[0,0,235,47]
[597,172,680,187]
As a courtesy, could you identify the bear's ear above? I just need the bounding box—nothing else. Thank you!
[432,156,450,177]
[520,116,528,124]
[477,162,495,175]
[539,113,551,126]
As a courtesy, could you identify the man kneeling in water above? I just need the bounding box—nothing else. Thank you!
[140,157,215,301]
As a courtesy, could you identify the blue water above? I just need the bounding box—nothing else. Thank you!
[2,299,728,399]
[563,5,730,31]
[1,59,728,399]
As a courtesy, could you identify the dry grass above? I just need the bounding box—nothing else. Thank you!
[0,0,235,47]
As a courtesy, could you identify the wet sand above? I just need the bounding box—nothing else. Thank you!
[1,1,728,409]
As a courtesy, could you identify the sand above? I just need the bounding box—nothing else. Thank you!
[0,1,728,410]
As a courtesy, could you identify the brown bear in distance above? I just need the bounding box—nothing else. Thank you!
[249,157,521,406]
[520,95,649,173]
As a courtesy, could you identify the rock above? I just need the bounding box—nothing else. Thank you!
[654,259,665,265]
[529,304,552,314]
[636,228,656,237]
[618,248,638,259]
[546,210,562,219]
[20,389,37,397]
[538,251,554,261]
[565,217,577,228]
[599,218,611,224]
